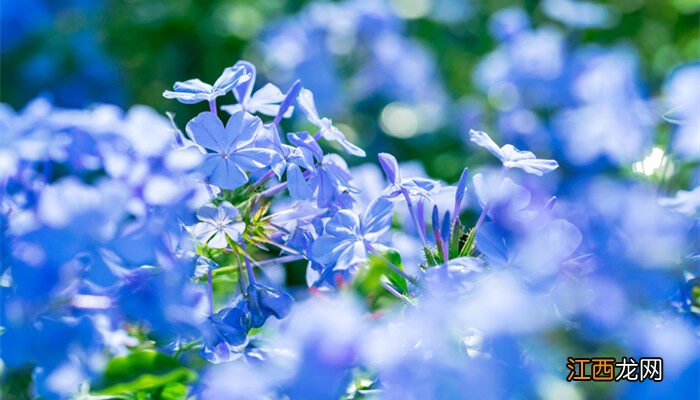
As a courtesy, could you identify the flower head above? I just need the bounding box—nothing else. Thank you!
[247,283,294,329]
[222,60,293,118]
[378,152,439,198]
[186,111,276,189]
[469,129,559,175]
[200,300,251,364]
[311,197,393,270]
[193,201,245,249]
[163,65,250,104]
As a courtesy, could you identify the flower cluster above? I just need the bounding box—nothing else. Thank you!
[1,59,698,400]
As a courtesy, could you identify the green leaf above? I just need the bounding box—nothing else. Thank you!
[157,382,188,400]
[354,246,408,310]
[92,350,196,396]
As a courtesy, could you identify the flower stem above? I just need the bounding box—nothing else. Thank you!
[366,243,414,284]
[380,279,414,306]
[460,168,507,257]
[253,169,276,187]
[260,181,287,198]
[240,242,257,285]
[401,188,429,248]
[207,269,214,315]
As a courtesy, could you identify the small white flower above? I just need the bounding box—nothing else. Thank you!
[193,201,245,248]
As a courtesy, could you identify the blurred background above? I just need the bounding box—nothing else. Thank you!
[1,0,698,185]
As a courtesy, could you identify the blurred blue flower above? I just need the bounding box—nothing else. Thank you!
[489,7,530,41]
[542,0,616,29]
[553,47,654,165]
[663,63,700,160]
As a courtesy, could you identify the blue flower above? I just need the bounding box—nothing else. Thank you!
[311,197,393,270]
[469,129,559,175]
[200,283,293,364]
[247,282,294,328]
[663,62,700,160]
[256,126,316,200]
[378,152,439,198]
[117,266,204,341]
[286,134,358,208]
[201,300,252,364]
[163,65,250,104]
[297,88,365,157]
[186,111,276,190]
[193,201,245,249]
[193,255,220,279]
[221,60,293,118]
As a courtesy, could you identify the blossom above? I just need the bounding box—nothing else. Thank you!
[468,129,559,175]
[221,60,292,118]
[297,88,365,157]
[378,152,439,198]
[286,131,359,208]
[247,283,294,328]
[311,197,393,270]
[193,201,245,249]
[663,63,700,160]
[200,300,252,364]
[186,111,276,189]
[200,282,292,364]
[659,186,700,217]
[163,65,250,104]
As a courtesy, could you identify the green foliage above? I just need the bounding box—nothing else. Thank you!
[353,246,409,310]
[1,367,34,400]
[423,219,476,269]
[91,351,196,397]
